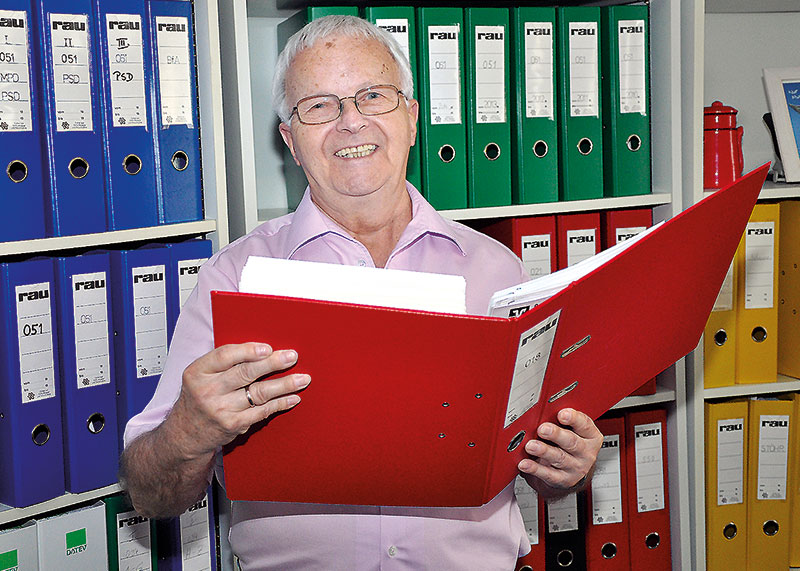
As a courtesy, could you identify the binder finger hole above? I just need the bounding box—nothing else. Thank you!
[532,140,548,158]
[601,542,618,559]
[123,154,143,175]
[751,326,767,343]
[713,329,728,346]
[556,548,574,567]
[7,160,28,183]
[763,520,779,536]
[438,144,456,163]
[723,522,738,540]
[519,567,533,571]
[69,157,89,179]
[645,532,661,549]
[483,142,501,161]
[627,134,642,152]
[31,423,51,446]
[171,150,189,171]
[87,413,106,434]
[577,137,593,156]
[507,430,526,452]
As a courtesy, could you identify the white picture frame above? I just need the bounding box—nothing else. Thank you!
[763,66,800,183]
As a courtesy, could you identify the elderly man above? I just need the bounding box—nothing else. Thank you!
[121,15,602,569]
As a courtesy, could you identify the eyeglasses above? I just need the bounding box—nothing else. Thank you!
[291,84,407,125]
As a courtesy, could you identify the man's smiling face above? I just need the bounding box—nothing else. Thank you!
[278,34,418,212]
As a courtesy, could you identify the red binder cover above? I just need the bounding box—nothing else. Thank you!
[479,215,558,279]
[625,408,672,570]
[556,212,602,269]
[600,208,653,250]
[586,415,631,570]
[212,164,768,507]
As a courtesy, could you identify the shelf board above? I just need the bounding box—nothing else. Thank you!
[0,220,217,257]
[703,181,800,202]
[705,0,799,13]
[704,374,800,400]
[0,484,122,527]
[611,385,676,410]
[440,193,672,222]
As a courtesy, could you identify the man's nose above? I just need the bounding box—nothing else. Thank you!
[337,97,367,131]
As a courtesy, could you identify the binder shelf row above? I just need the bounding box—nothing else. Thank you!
[0,491,218,570]
[0,239,212,509]
[282,5,652,212]
[0,0,204,244]
[703,199,800,391]
[516,407,673,571]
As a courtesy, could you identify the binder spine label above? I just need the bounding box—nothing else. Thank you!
[757,414,789,500]
[116,509,152,570]
[15,282,55,403]
[71,271,111,388]
[567,21,599,118]
[131,265,167,378]
[155,16,193,128]
[523,22,554,120]
[49,13,94,132]
[634,421,665,512]
[617,19,646,115]
[521,234,552,279]
[504,310,560,428]
[716,417,744,505]
[375,19,410,63]
[427,25,461,125]
[0,10,33,131]
[591,434,623,524]
[615,226,646,244]
[177,257,207,309]
[515,475,540,544]
[566,228,596,267]
[474,25,505,123]
[179,494,213,569]
[547,491,578,532]
[744,221,775,309]
[712,261,734,312]
[105,14,147,128]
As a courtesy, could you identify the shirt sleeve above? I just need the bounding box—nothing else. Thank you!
[122,253,239,447]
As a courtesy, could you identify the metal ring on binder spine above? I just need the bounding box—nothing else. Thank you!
[601,542,618,559]
[483,142,501,161]
[533,140,548,158]
[87,412,106,434]
[723,522,738,540]
[627,134,642,152]
[123,154,143,175]
[577,137,593,156]
[438,144,456,163]
[557,548,574,567]
[645,532,661,549]
[31,423,51,446]
[6,160,28,183]
[171,150,189,171]
[68,157,90,179]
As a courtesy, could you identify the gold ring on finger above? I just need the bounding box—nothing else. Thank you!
[245,385,257,408]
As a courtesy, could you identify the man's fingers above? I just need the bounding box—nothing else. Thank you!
[185,343,299,392]
[556,408,603,440]
[237,394,303,431]
[245,374,311,409]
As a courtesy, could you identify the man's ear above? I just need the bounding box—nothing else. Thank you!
[278,122,302,166]
[407,98,419,147]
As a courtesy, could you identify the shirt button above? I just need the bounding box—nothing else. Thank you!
[358,259,367,267]
[388,546,397,557]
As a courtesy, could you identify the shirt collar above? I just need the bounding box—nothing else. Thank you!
[284,183,467,260]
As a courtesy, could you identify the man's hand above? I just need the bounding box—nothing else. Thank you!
[120,342,309,518]
[169,342,311,460]
[517,408,603,498]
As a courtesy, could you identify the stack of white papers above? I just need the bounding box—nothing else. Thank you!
[239,256,467,314]
[488,221,663,317]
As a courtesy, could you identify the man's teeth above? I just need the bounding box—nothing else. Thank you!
[335,145,377,158]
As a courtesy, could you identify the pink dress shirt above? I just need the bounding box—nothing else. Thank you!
[125,184,531,570]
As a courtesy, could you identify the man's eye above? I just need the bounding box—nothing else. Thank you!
[362,92,384,101]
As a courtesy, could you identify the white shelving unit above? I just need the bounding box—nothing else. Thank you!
[684,1,800,570]
[219,0,691,568]
[0,0,229,547]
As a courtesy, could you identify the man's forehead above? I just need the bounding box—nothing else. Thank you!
[287,35,398,84]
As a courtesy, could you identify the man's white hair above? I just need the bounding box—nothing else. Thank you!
[272,15,414,125]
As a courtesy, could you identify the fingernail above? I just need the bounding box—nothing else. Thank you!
[518,459,534,472]
[255,343,272,356]
[560,409,573,422]
[295,374,311,389]
[287,395,301,407]
[539,424,553,436]
[282,350,298,364]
